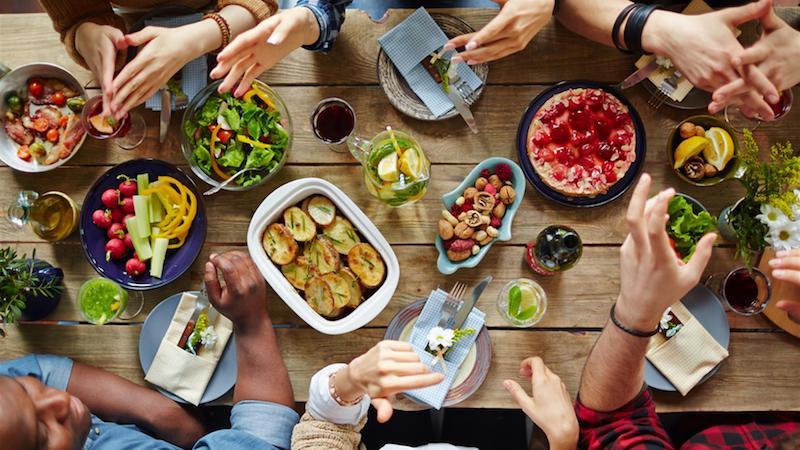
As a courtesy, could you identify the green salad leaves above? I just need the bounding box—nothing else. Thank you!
[667,195,717,262]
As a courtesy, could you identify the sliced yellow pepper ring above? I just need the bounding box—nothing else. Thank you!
[236,134,273,149]
[248,85,277,111]
[141,176,198,250]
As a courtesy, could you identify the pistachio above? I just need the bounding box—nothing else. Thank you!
[438,219,454,240]
[486,226,499,238]
[683,156,706,180]
[499,186,516,205]
[475,177,489,191]
[704,163,718,177]
[454,222,475,239]
[474,192,496,212]
[679,122,696,139]
[471,245,480,256]
[488,175,503,190]
[464,210,484,228]
[474,230,488,242]
[493,203,506,218]
[442,210,459,226]
[455,196,465,206]
[464,187,479,201]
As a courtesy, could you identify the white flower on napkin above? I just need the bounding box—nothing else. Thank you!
[427,326,454,351]
[200,325,218,348]
[655,56,673,69]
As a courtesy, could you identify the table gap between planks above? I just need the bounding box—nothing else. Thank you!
[1,9,799,412]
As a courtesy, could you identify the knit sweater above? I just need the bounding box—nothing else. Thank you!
[291,412,368,450]
[37,0,277,69]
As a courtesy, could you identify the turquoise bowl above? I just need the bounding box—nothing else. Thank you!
[435,157,526,275]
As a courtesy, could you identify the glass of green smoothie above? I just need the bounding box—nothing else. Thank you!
[78,278,130,325]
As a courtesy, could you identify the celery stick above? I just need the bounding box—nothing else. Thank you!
[149,193,164,223]
[150,238,169,278]
[133,195,150,237]
[150,227,160,249]
[137,174,149,194]
[125,216,153,261]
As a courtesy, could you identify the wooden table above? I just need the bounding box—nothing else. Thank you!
[1,9,799,413]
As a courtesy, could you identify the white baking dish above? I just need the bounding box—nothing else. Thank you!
[247,178,399,335]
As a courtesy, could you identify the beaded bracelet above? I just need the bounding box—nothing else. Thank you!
[328,370,363,407]
[609,303,658,338]
[203,12,231,52]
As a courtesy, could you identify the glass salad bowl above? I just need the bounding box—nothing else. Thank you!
[180,80,293,192]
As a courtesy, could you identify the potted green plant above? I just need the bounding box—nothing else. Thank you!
[0,247,64,337]
[720,130,800,268]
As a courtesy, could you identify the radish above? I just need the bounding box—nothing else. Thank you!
[109,207,124,224]
[120,197,135,214]
[105,238,127,261]
[107,223,125,240]
[125,257,147,276]
[117,175,138,198]
[123,234,134,250]
[92,209,112,229]
[101,189,120,209]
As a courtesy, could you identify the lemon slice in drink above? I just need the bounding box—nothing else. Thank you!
[703,127,734,171]
[399,147,423,179]
[377,152,399,182]
[673,136,710,169]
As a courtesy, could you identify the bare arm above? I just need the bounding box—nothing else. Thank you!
[67,362,205,448]
[555,0,632,47]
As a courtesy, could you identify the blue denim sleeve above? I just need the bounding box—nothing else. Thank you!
[296,0,353,52]
[0,355,73,391]
[194,401,300,450]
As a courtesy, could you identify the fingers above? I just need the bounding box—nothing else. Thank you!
[380,340,414,352]
[124,26,161,47]
[454,38,518,65]
[710,78,748,112]
[647,188,675,261]
[218,18,279,65]
[769,256,800,271]
[719,0,772,27]
[266,16,291,46]
[445,33,475,51]
[383,372,445,392]
[210,252,239,293]
[776,300,800,322]
[111,58,146,111]
[503,379,536,417]
[772,268,800,287]
[468,13,511,50]
[371,397,395,423]
[204,261,223,303]
[234,62,264,97]
[100,45,117,117]
[684,232,717,281]
[734,44,772,68]
[382,362,430,376]
[625,174,653,250]
[218,54,255,95]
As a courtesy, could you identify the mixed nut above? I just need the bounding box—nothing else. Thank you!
[439,163,516,262]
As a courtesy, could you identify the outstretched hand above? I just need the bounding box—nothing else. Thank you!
[204,251,269,331]
[74,22,126,117]
[768,249,800,323]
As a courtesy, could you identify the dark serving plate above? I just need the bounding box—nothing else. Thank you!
[516,80,647,208]
[79,159,207,290]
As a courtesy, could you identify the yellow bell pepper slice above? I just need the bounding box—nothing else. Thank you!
[236,134,273,149]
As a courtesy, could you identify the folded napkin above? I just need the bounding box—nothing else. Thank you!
[143,14,208,111]
[646,301,728,396]
[145,292,233,405]
[378,8,483,118]
[404,289,485,409]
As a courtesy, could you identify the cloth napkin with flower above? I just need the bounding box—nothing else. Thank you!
[646,300,728,396]
[404,289,485,409]
[145,292,233,405]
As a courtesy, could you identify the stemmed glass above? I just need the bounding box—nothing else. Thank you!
[724,89,793,133]
[81,95,146,150]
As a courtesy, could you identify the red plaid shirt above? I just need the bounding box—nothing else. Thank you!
[576,390,800,449]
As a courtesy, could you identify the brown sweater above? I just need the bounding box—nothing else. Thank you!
[291,412,368,450]
[37,0,277,68]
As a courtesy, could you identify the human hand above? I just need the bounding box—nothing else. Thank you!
[211,7,319,97]
[768,249,800,322]
[643,0,777,118]
[504,357,578,450]
[204,251,269,331]
[444,0,553,65]
[74,22,126,117]
[615,174,716,330]
[334,341,444,423]
[711,10,800,118]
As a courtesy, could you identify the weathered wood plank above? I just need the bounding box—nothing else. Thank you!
[1,325,797,412]
[3,242,772,330]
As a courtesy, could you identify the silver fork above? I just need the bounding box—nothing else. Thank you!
[437,282,467,329]
[648,70,681,110]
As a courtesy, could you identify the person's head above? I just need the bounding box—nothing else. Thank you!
[0,375,90,450]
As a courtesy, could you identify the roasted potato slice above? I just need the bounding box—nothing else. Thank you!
[339,268,363,308]
[307,196,336,226]
[281,256,319,290]
[283,206,316,242]
[322,273,351,310]
[305,277,339,317]
[262,223,298,265]
[323,216,361,254]
[303,236,341,274]
[348,243,386,288]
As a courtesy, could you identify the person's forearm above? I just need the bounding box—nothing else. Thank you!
[233,317,295,407]
[176,5,259,64]
[556,0,632,47]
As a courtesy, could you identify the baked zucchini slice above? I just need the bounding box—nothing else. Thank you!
[262,223,298,265]
[323,216,361,254]
[347,243,386,288]
[283,206,316,242]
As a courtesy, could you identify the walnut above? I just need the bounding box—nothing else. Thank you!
[463,187,479,201]
[474,177,489,191]
[499,186,516,205]
[679,122,696,139]
[438,219,454,240]
[454,222,475,239]
[474,192,496,212]
[493,203,506,218]
[464,210,483,228]
[704,163,718,177]
[694,125,706,137]
[683,156,706,180]
[488,175,503,190]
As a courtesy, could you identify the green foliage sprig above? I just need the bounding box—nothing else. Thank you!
[0,247,62,336]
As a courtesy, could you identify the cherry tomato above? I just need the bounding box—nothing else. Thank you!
[28,80,44,98]
[208,124,216,132]
[52,91,66,107]
[59,115,69,128]
[33,118,49,132]
[16,145,31,161]
[46,128,60,142]
[217,129,232,144]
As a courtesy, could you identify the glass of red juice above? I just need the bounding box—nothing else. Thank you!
[310,98,356,152]
[706,267,771,315]
[769,89,793,121]
[80,95,146,150]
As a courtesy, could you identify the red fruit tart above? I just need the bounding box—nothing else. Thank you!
[526,88,636,197]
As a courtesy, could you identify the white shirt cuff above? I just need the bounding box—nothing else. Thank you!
[307,363,370,426]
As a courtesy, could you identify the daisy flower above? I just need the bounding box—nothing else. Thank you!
[757,203,790,230]
[427,326,454,351]
[766,221,800,252]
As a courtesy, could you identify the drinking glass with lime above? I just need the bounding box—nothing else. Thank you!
[497,279,547,327]
[78,278,142,324]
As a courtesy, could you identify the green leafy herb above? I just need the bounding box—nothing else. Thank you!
[667,196,717,262]
[0,248,62,337]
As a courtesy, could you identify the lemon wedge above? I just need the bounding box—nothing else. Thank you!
[399,147,423,179]
[377,152,399,182]
[673,136,711,169]
[703,127,734,171]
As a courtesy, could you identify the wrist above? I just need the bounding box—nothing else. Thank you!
[614,295,660,332]
[234,314,271,337]
[334,366,364,402]
[640,10,674,55]
[299,7,322,47]
[188,20,222,57]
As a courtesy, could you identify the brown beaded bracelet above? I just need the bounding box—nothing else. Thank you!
[328,370,363,407]
[609,303,659,338]
[203,12,231,52]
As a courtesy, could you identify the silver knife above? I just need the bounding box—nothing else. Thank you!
[453,276,492,329]
[177,288,210,349]
[618,59,660,91]
[445,62,478,134]
[159,89,171,144]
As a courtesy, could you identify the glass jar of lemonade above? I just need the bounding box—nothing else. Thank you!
[497,278,547,327]
[347,127,430,207]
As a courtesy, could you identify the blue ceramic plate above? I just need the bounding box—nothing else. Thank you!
[79,159,207,290]
[435,157,525,275]
[516,81,647,208]
[644,284,730,392]
[139,292,236,404]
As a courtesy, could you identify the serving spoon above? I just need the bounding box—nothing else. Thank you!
[203,167,260,196]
